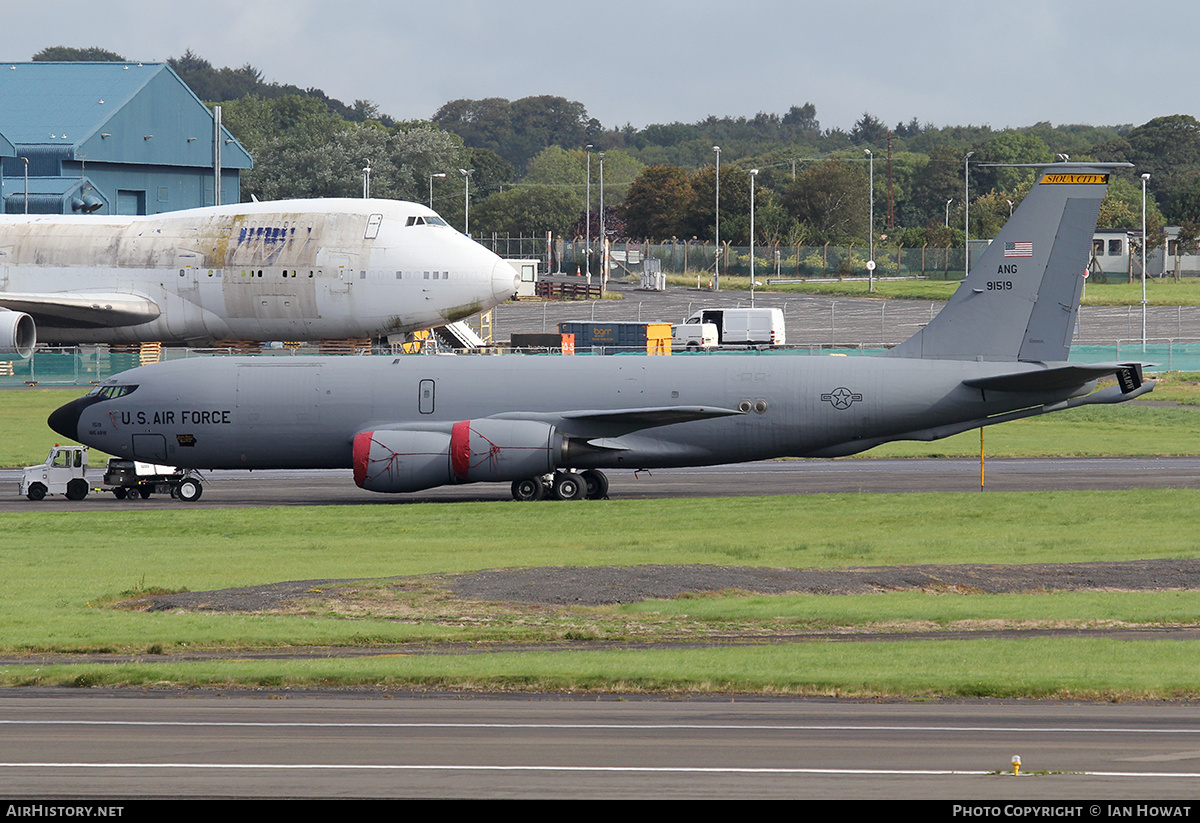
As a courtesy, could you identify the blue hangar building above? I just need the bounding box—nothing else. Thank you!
[0,61,252,215]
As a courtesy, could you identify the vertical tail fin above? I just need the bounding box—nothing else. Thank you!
[885,163,1129,362]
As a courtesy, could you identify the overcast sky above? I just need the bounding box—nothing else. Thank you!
[8,0,1196,135]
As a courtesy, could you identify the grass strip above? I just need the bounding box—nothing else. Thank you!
[6,637,1200,699]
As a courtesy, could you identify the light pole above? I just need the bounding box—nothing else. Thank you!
[428,172,445,209]
[585,145,593,277]
[749,168,758,306]
[459,168,474,235]
[21,157,28,214]
[945,198,953,228]
[964,151,974,277]
[362,162,371,199]
[1142,172,1150,349]
[598,152,606,286]
[713,145,721,290]
[864,148,874,293]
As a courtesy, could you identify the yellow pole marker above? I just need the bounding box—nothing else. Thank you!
[1012,755,1021,776]
[980,427,985,490]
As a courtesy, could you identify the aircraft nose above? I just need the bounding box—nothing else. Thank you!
[491,259,519,303]
[48,396,88,441]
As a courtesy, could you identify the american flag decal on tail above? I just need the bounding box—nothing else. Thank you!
[1004,241,1033,258]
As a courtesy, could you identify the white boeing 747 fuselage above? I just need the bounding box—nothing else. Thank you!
[0,198,517,351]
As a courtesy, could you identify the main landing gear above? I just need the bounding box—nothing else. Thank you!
[511,470,609,502]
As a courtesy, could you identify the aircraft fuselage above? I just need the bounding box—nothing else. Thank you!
[0,198,517,345]
[52,353,1099,474]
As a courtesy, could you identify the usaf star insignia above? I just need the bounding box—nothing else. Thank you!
[821,387,863,410]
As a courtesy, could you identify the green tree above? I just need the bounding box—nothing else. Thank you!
[1126,115,1200,183]
[431,148,511,227]
[386,125,466,203]
[435,95,592,173]
[222,94,346,154]
[683,164,752,243]
[524,146,586,193]
[33,46,126,61]
[906,145,963,228]
[621,166,693,239]
[237,118,465,203]
[781,160,869,244]
[850,112,888,147]
[465,147,515,198]
[973,131,1053,194]
[969,190,1017,239]
[472,185,581,237]
[1166,171,1200,223]
[243,124,394,201]
[1097,177,1164,233]
[433,97,514,156]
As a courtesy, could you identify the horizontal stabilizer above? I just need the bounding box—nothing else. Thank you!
[963,362,1147,394]
[0,291,161,328]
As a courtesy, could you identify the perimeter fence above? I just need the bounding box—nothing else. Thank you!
[478,235,983,280]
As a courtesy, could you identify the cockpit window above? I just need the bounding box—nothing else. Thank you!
[404,215,448,227]
[87,384,138,399]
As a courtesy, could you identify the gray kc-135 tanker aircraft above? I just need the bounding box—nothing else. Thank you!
[49,162,1153,501]
[0,198,518,357]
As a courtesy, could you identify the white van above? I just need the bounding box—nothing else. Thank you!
[681,308,786,347]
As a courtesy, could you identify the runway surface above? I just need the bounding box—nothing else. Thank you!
[3,691,1200,799]
[3,456,1199,509]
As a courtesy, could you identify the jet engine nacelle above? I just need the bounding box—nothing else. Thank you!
[0,310,36,358]
[353,419,561,493]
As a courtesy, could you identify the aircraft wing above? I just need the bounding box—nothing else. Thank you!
[0,292,161,329]
[963,362,1148,394]
[490,405,744,438]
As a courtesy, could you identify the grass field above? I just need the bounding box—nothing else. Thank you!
[4,490,1200,696]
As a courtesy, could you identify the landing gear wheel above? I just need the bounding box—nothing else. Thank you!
[113,487,128,500]
[65,479,89,501]
[511,477,545,501]
[551,471,585,501]
[139,486,152,499]
[26,482,47,501]
[176,477,203,502]
[580,469,609,500]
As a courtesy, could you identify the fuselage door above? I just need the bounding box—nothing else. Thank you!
[365,213,383,240]
[175,252,201,293]
[132,433,169,463]
[419,379,435,414]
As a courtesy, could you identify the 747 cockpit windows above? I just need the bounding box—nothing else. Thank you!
[404,215,449,227]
